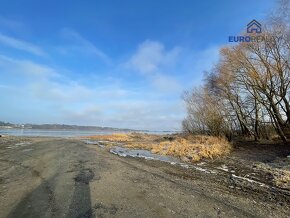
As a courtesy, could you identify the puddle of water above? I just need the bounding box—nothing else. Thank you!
[82,139,98,145]
[192,166,217,174]
[110,146,181,164]
[110,146,218,174]
[82,140,105,148]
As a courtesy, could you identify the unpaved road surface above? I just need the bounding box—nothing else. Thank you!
[0,137,289,217]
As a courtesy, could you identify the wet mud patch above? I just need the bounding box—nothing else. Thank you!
[74,169,96,184]
[77,202,119,218]
[94,203,118,215]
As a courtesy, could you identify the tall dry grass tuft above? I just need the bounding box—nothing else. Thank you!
[85,133,134,142]
[86,133,232,162]
[149,135,231,162]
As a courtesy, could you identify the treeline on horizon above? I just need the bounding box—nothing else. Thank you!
[182,1,290,143]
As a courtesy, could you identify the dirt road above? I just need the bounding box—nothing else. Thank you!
[0,137,289,217]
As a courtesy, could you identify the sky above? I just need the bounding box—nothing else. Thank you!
[0,0,276,131]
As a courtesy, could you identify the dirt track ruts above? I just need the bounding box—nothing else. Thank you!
[0,137,289,218]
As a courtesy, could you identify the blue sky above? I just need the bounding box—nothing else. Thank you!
[0,0,275,130]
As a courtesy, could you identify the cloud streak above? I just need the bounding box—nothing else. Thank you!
[0,33,46,56]
[60,28,110,64]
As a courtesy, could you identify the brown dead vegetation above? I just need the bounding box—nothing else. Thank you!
[255,163,290,189]
[85,133,232,162]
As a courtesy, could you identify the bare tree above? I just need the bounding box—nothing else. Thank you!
[183,0,290,143]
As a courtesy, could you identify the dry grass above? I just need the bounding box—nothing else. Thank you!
[127,135,231,162]
[274,172,290,188]
[255,163,290,189]
[85,133,232,162]
[84,133,135,142]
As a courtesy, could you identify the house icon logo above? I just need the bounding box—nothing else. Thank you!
[228,19,263,43]
[247,20,262,33]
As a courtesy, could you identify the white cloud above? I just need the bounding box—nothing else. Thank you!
[125,40,182,93]
[151,74,182,93]
[0,38,221,131]
[0,54,184,130]
[62,99,184,131]
[30,81,93,102]
[127,40,164,74]
[109,100,184,130]
[0,55,57,78]
[126,40,181,74]
[60,28,110,63]
[0,54,90,102]
[0,33,46,56]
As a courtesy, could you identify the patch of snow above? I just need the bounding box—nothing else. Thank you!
[216,164,229,172]
[179,163,190,168]
[7,142,31,149]
[15,142,31,146]
[192,166,217,174]
[231,174,268,187]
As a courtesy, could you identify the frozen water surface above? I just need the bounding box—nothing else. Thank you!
[110,146,181,164]
[110,146,219,174]
[82,139,106,148]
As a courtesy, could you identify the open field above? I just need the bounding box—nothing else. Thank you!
[0,136,289,217]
